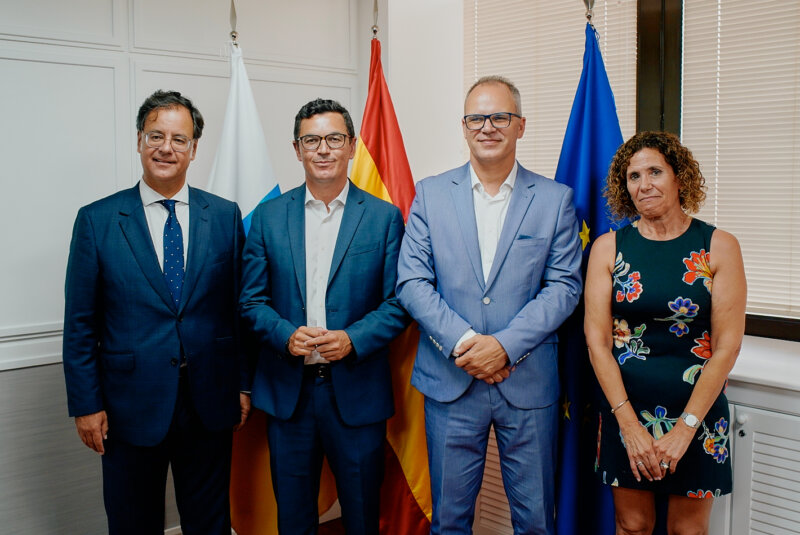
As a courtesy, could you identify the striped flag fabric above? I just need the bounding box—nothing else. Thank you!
[350,37,432,535]
[553,22,622,535]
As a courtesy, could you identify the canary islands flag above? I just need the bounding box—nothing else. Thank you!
[207,43,280,233]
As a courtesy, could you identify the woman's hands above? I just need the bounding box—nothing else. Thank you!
[620,419,663,482]
[653,421,696,475]
[621,418,696,481]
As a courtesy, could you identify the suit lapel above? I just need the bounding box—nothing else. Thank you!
[328,183,365,289]
[450,166,485,290]
[287,187,307,308]
[179,187,210,313]
[118,185,176,311]
[485,168,536,289]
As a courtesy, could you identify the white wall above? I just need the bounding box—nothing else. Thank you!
[386,0,466,182]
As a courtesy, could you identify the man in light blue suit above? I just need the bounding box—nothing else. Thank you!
[397,76,583,534]
[239,98,409,535]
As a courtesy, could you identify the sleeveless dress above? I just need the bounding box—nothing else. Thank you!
[594,218,732,497]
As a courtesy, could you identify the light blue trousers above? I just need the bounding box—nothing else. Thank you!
[425,379,558,535]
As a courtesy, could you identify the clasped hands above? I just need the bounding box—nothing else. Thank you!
[620,419,696,482]
[288,326,352,361]
[454,334,511,384]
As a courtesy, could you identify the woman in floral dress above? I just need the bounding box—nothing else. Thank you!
[584,131,746,534]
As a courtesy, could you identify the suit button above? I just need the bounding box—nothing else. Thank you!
[482,297,491,305]
[170,358,178,367]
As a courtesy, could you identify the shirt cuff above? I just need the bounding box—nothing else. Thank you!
[453,329,478,357]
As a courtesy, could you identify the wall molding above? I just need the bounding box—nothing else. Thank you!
[0,0,125,48]
[130,0,359,73]
[0,331,62,371]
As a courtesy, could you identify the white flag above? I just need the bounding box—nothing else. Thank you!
[208,44,280,234]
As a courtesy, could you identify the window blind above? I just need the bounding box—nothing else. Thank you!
[464,0,638,178]
[683,0,800,319]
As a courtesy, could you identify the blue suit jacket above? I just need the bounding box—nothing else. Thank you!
[397,163,583,408]
[62,184,247,447]
[239,183,409,427]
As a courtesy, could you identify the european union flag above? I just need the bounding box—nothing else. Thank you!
[554,23,622,535]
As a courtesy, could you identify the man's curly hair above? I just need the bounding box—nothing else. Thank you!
[604,131,705,220]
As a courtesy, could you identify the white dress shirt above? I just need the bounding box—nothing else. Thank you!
[139,180,190,271]
[453,162,518,355]
[304,181,349,364]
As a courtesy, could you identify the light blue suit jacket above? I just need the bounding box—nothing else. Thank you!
[397,163,583,409]
[239,183,409,426]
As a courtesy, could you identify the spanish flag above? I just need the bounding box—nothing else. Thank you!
[351,37,431,535]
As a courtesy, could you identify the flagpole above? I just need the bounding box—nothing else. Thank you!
[229,0,239,46]
[583,0,595,27]
[372,0,379,38]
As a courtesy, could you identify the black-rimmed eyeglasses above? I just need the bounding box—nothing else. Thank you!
[463,112,521,131]
[296,133,350,151]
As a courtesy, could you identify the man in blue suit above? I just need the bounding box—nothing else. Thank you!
[239,98,409,535]
[397,76,583,534]
[62,90,250,535]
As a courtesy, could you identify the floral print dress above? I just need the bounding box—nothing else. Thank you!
[594,218,732,497]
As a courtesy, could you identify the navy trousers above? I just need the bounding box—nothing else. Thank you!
[101,371,233,535]
[267,369,386,535]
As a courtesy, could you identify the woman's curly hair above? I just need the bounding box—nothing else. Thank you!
[604,131,705,220]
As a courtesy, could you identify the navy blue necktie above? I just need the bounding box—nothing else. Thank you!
[158,199,184,308]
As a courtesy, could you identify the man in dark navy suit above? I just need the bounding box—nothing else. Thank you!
[239,98,409,535]
[63,90,250,535]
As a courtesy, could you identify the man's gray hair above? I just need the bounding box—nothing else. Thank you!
[465,75,522,115]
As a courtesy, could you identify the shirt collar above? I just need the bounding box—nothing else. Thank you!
[139,179,189,206]
[305,180,350,209]
[469,161,518,196]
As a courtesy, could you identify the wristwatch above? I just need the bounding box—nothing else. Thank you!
[680,412,701,429]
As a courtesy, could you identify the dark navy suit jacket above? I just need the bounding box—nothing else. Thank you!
[62,184,247,447]
[239,182,409,426]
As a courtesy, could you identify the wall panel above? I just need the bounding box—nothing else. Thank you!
[132,0,358,71]
[0,48,127,371]
[0,0,124,46]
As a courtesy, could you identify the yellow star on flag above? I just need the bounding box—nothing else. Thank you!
[579,220,591,250]
[562,397,572,421]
